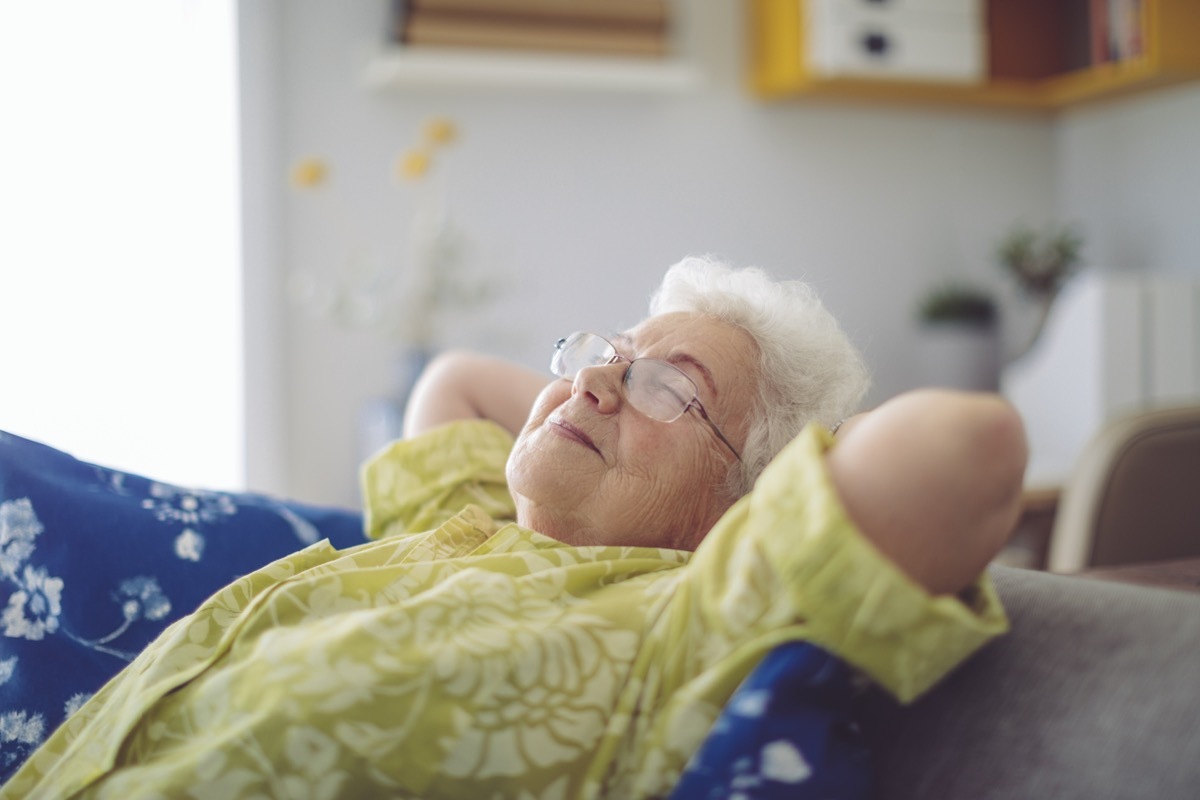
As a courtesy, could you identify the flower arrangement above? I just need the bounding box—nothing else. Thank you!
[288,117,501,350]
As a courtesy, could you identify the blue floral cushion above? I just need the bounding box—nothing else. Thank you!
[0,430,367,781]
[669,641,871,800]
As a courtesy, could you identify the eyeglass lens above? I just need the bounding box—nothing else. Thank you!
[552,333,695,423]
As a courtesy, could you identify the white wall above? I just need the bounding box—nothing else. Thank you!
[238,0,288,496]
[265,1,1062,505]
[1056,83,1200,277]
[999,82,1200,484]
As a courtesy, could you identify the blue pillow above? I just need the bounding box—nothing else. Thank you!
[0,430,367,781]
[669,641,871,800]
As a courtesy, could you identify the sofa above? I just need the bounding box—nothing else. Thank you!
[858,563,1200,799]
[3,427,1198,797]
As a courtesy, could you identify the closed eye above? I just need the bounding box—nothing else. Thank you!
[667,354,718,402]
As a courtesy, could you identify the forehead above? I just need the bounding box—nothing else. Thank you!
[624,312,748,350]
[621,312,759,391]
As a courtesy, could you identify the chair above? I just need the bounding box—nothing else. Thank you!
[1047,404,1200,572]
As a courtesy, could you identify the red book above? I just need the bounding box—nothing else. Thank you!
[1090,0,1110,64]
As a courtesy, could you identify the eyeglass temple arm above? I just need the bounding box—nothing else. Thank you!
[690,401,742,461]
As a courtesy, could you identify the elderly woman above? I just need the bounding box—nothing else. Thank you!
[2,257,1025,799]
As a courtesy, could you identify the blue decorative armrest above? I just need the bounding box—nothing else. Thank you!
[0,430,367,780]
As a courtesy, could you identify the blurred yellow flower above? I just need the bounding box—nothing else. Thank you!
[423,117,457,146]
[397,149,432,181]
[291,157,328,189]
[287,115,499,355]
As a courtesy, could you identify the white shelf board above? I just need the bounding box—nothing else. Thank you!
[363,46,703,93]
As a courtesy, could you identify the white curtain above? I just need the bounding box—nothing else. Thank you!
[0,0,243,489]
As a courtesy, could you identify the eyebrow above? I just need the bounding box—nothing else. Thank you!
[670,353,719,398]
[610,332,633,351]
[612,332,719,398]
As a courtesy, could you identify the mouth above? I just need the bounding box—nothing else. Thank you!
[548,418,603,458]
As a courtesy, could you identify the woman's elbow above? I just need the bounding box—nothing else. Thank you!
[979,396,1029,510]
[402,350,481,438]
[911,391,1030,595]
[965,395,1029,570]
[829,390,1029,595]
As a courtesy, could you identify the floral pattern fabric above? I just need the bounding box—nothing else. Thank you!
[668,641,871,800]
[0,430,366,782]
[2,421,1007,799]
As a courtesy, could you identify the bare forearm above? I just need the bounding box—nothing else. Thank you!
[403,350,551,438]
[827,389,1028,595]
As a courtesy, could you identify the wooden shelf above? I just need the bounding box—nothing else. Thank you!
[364,46,703,94]
[748,0,1200,111]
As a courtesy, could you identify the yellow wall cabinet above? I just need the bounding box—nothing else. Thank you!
[749,0,1200,110]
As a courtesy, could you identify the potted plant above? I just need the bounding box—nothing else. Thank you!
[917,282,999,329]
[996,223,1084,362]
[998,223,1084,296]
[914,281,1001,391]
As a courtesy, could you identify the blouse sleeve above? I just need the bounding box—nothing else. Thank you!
[679,423,1008,704]
[360,420,517,540]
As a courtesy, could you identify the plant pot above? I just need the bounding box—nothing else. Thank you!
[916,323,1000,392]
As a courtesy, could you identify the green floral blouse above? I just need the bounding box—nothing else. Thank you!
[2,420,1006,799]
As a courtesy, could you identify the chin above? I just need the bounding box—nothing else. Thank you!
[512,499,584,545]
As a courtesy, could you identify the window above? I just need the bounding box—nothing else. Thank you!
[0,0,243,489]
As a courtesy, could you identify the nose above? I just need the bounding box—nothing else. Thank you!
[572,359,626,415]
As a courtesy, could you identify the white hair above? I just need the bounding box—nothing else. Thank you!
[649,255,870,497]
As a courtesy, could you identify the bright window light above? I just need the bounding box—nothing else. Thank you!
[0,0,243,489]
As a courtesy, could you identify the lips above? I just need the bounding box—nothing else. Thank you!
[548,418,603,458]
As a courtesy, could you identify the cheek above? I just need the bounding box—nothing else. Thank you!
[507,382,570,486]
[620,419,708,475]
[607,436,731,550]
[617,425,722,507]
[521,382,569,432]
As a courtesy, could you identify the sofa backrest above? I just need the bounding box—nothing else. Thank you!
[856,564,1200,800]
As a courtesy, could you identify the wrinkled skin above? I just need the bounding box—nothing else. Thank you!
[506,312,759,551]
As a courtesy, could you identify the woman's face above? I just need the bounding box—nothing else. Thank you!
[506,312,759,550]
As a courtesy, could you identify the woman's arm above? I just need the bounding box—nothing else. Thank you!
[403,350,552,438]
[826,389,1028,596]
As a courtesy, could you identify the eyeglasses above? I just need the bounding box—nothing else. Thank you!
[551,332,742,461]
